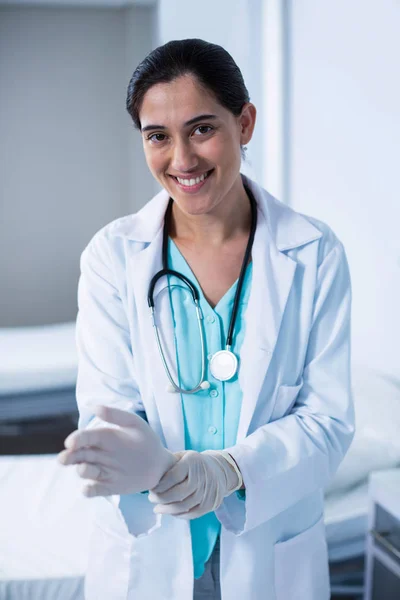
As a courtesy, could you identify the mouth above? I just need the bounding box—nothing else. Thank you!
[169,169,214,193]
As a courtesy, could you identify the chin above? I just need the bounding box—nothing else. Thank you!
[176,196,218,216]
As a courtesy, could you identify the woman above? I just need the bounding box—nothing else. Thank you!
[58,39,354,600]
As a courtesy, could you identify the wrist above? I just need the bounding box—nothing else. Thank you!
[227,453,245,489]
[152,449,181,491]
[205,450,243,493]
[222,451,244,492]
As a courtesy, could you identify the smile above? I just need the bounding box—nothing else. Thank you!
[170,169,214,191]
[176,170,211,186]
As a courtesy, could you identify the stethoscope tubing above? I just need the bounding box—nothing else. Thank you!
[149,299,207,394]
[225,188,257,347]
[148,269,199,308]
[147,186,257,394]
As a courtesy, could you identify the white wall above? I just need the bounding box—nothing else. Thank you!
[261,0,286,200]
[289,1,400,376]
[157,0,264,184]
[0,5,156,326]
[125,4,159,207]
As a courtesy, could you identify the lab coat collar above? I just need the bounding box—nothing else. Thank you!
[112,174,322,252]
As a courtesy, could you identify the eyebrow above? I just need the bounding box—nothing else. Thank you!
[141,114,218,133]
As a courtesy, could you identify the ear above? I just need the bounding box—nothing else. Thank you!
[239,102,257,145]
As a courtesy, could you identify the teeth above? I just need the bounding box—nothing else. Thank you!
[176,171,209,186]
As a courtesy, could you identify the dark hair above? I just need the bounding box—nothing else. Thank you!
[126,38,250,130]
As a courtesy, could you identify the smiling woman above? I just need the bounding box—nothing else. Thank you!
[126,39,255,232]
[61,38,354,600]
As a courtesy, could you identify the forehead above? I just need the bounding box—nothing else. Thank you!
[139,75,227,128]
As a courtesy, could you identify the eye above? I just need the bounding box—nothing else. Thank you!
[192,125,214,136]
[147,133,167,143]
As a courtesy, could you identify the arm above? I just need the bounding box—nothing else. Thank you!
[216,241,355,534]
[75,234,145,428]
[75,233,160,535]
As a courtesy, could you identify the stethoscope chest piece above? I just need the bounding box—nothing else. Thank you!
[209,350,238,382]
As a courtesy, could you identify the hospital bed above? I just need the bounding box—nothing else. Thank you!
[0,322,78,423]
[1,321,399,599]
[0,322,79,456]
[0,454,92,600]
[324,364,400,597]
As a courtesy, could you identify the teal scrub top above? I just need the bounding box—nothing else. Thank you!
[167,238,252,579]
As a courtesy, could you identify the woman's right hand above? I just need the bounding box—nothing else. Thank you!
[57,405,179,497]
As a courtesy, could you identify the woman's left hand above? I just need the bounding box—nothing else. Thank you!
[148,449,242,519]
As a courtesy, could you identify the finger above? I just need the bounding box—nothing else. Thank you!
[94,405,144,429]
[176,504,212,520]
[174,451,186,461]
[148,477,195,505]
[64,428,106,451]
[57,449,73,465]
[175,509,202,520]
[153,491,199,515]
[57,447,114,467]
[77,463,103,481]
[58,447,96,466]
[82,482,114,498]
[151,460,189,494]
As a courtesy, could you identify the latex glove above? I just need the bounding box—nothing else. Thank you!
[148,449,243,519]
[57,405,177,497]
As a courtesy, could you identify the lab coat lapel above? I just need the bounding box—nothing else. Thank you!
[133,226,186,453]
[236,195,297,442]
[126,176,322,450]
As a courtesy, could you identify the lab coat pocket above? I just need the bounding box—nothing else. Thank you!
[271,380,304,420]
[273,515,329,600]
[85,520,131,600]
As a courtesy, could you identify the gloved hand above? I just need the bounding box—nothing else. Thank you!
[148,449,243,519]
[57,405,177,497]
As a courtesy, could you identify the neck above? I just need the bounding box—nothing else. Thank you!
[169,178,252,247]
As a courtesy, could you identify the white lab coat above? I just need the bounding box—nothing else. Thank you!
[76,174,354,600]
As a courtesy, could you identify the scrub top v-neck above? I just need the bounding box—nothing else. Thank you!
[166,237,252,579]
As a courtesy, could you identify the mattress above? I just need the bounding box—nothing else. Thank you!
[0,387,78,422]
[0,322,77,396]
[0,454,93,600]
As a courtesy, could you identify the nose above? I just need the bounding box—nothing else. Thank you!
[170,138,198,173]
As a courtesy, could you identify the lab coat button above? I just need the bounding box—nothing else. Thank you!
[208,426,217,434]
[207,353,213,360]
[206,315,215,324]
[209,389,219,398]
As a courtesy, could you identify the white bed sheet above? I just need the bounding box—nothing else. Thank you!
[0,322,77,395]
[0,454,93,600]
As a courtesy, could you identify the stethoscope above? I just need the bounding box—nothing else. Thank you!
[147,186,257,394]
